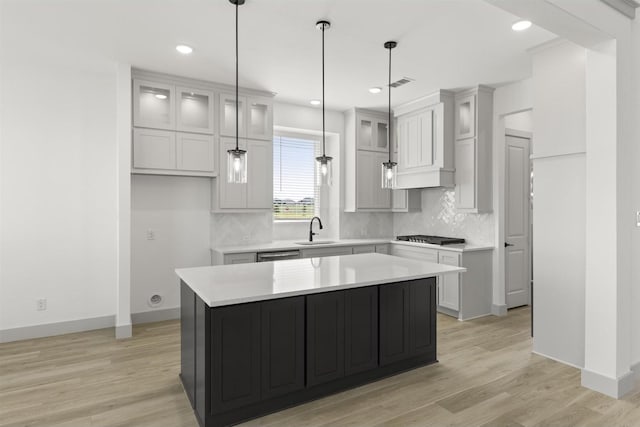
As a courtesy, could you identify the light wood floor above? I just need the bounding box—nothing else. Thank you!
[1,308,639,427]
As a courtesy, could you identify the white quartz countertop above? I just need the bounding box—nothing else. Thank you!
[212,238,493,254]
[176,253,466,307]
[212,238,393,254]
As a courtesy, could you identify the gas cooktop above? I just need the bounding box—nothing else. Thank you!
[396,235,466,246]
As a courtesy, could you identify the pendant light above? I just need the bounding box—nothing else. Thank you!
[315,20,333,187]
[381,41,397,189]
[227,0,247,184]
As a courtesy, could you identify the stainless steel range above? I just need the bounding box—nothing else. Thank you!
[396,235,466,246]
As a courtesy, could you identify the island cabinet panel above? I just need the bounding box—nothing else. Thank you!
[210,304,261,414]
[195,297,208,424]
[180,284,196,407]
[379,283,411,365]
[306,292,345,386]
[409,280,437,357]
[345,287,379,375]
[260,297,305,399]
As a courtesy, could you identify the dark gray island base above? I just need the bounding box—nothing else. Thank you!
[180,277,437,427]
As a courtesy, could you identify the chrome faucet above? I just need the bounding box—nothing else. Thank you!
[309,216,323,242]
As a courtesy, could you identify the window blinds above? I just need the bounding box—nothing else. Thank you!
[273,134,320,220]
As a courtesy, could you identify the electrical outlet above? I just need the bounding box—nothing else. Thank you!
[146,229,155,240]
[37,298,47,311]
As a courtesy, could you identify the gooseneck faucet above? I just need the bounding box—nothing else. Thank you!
[309,216,323,242]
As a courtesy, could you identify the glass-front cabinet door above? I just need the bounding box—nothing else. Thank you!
[176,87,214,134]
[219,93,246,138]
[376,120,389,151]
[356,114,389,152]
[133,79,175,130]
[357,115,374,149]
[247,96,273,140]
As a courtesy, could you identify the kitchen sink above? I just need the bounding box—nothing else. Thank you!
[295,240,336,246]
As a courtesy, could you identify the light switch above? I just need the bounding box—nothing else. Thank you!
[146,229,155,240]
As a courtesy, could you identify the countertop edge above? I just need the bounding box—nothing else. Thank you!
[212,239,495,254]
[178,267,467,307]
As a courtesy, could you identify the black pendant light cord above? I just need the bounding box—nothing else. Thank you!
[388,44,392,163]
[321,24,326,156]
[235,1,239,151]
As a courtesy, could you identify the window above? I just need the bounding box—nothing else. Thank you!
[273,134,320,220]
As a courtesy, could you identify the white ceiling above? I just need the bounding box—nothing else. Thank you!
[2,0,556,111]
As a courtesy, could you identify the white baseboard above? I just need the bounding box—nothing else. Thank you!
[491,304,508,316]
[581,367,636,398]
[131,307,180,325]
[531,350,584,370]
[115,324,132,339]
[0,315,115,343]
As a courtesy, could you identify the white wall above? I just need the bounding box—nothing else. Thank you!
[504,110,533,133]
[531,40,586,368]
[0,21,118,335]
[131,175,211,315]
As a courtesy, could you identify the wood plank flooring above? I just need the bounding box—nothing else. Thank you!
[1,307,639,427]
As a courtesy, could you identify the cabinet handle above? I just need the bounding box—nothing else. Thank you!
[504,242,514,247]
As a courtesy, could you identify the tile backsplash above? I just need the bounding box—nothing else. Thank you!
[210,212,273,247]
[339,212,394,239]
[210,188,494,248]
[393,188,495,246]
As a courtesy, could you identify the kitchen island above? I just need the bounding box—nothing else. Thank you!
[176,253,465,427]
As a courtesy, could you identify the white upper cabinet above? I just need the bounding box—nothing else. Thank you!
[219,93,246,138]
[247,96,273,140]
[213,137,273,211]
[454,85,493,213]
[176,87,214,134]
[455,94,475,140]
[344,108,397,212]
[176,133,214,173]
[219,93,273,140]
[131,71,274,181]
[356,114,389,152]
[393,90,455,189]
[133,79,175,130]
[133,128,176,170]
[356,150,391,210]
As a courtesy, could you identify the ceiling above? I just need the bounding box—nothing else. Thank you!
[1,0,556,111]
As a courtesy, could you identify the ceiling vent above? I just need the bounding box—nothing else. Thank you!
[389,77,415,88]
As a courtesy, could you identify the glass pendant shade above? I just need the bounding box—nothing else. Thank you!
[381,161,397,189]
[227,148,247,183]
[316,155,333,187]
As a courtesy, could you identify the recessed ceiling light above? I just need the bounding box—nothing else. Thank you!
[176,44,194,54]
[512,20,532,31]
[369,87,382,94]
[310,99,321,106]
[155,94,167,100]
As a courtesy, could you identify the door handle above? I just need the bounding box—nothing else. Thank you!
[504,242,514,247]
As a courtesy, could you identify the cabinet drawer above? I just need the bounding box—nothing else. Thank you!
[391,245,438,263]
[437,251,461,266]
[352,245,376,254]
[223,252,257,264]
[301,247,353,258]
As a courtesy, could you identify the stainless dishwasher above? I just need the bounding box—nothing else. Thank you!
[256,250,301,262]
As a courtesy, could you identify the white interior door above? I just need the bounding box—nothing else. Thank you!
[505,132,531,308]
